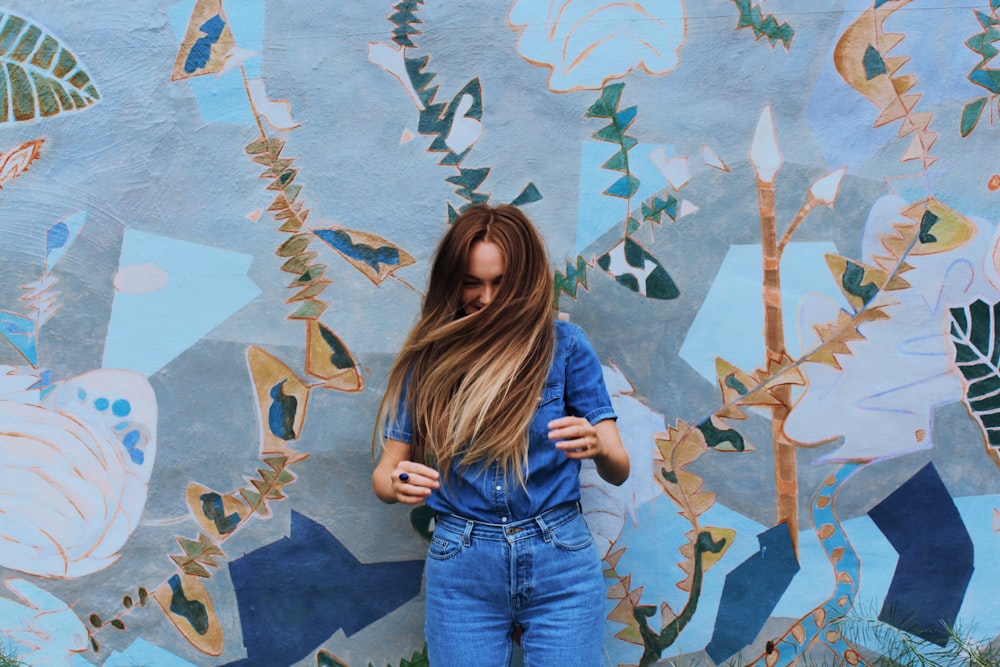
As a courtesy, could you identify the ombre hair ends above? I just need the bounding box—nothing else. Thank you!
[374,204,555,486]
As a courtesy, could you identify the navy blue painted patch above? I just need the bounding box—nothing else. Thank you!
[918,209,940,244]
[267,380,298,441]
[222,510,424,667]
[200,492,240,535]
[313,229,401,274]
[868,463,974,645]
[185,14,225,74]
[705,522,799,664]
[167,574,209,635]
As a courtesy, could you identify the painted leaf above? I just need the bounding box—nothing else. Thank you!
[834,1,935,167]
[697,417,749,452]
[0,137,41,187]
[653,421,716,522]
[949,298,1000,466]
[171,0,236,81]
[0,310,37,365]
[733,0,794,49]
[152,572,223,655]
[317,651,350,667]
[960,97,987,137]
[509,2,685,92]
[186,483,249,542]
[313,226,415,285]
[787,193,991,462]
[898,198,975,256]
[641,193,678,225]
[305,319,363,392]
[0,11,99,123]
[966,10,1000,97]
[597,237,679,300]
[825,254,888,311]
[553,256,590,301]
[676,526,735,592]
[247,346,310,456]
[715,357,781,410]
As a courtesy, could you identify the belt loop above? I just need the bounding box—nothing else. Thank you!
[535,513,552,543]
[462,519,474,547]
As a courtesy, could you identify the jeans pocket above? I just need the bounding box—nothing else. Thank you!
[427,526,464,561]
[549,515,594,552]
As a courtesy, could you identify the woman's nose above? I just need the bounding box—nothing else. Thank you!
[480,285,495,305]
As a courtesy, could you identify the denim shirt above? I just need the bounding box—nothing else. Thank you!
[385,320,617,522]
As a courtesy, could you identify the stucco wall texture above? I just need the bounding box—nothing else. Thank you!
[0,1,998,665]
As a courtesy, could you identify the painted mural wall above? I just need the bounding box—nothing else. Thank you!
[0,0,998,665]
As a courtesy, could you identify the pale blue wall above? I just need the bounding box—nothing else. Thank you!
[0,1,998,665]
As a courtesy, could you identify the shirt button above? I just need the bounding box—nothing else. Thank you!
[495,485,502,491]
[501,517,508,522]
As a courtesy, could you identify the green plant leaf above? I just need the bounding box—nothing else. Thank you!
[949,298,1000,461]
[961,97,988,137]
[0,11,100,123]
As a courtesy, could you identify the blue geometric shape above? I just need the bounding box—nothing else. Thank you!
[99,637,200,667]
[0,311,37,366]
[313,228,402,274]
[223,510,424,667]
[267,380,299,440]
[705,522,800,664]
[184,14,226,74]
[166,0,264,125]
[102,229,261,376]
[576,141,672,255]
[868,462,974,645]
[679,243,848,386]
[45,211,87,272]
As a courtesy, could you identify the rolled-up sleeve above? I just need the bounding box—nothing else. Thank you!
[383,382,414,444]
[564,326,618,425]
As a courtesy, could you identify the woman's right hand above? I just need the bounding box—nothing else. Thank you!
[373,439,440,504]
[389,460,441,504]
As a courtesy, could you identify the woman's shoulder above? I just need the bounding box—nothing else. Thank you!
[553,318,583,339]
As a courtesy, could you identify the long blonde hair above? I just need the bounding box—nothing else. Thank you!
[374,204,555,484]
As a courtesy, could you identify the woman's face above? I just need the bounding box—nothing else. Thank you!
[460,241,505,314]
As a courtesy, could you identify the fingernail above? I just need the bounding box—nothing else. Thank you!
[399,473,410,482]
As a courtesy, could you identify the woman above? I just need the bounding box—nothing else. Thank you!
[372,204,629,666]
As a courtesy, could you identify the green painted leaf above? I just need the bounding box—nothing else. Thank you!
[732,0,794,50]
[863,44,887,80]
[599,239,679,300]
[0,11,98,123]
[949,299,1000,451]
[510,181,542,206]
[586,82,623,118]
[696,418,747,452]
[961,97,988,137]
[389,0,425,49]
[553,256,589,301]
[604,174,640,199]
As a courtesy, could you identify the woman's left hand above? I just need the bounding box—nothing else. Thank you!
[548,416,603,459]
[548,416,630,485]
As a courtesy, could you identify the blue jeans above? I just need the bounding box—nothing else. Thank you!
[424,502,606,666]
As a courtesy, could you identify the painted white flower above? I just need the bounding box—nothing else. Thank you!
[785,195,995,462]
[509,0,686,92]
[0,367,157,577]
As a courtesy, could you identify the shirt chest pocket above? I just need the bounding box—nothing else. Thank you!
[530,383,564,434]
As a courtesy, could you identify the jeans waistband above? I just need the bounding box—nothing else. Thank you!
[434,501,581,544]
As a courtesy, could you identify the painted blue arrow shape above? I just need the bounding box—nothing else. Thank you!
[222,510,424,667]
[705,521,800,664]
[868,462,974,645]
